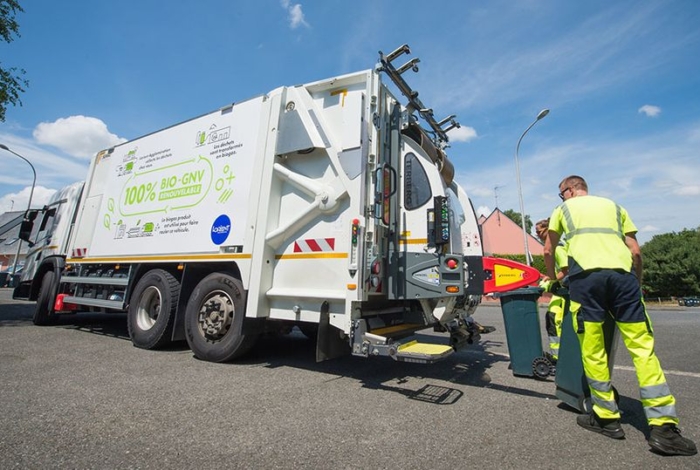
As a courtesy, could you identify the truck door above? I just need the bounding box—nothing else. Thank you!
[389,133,466,300]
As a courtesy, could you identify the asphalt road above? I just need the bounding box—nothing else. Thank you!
[1,288,699,469]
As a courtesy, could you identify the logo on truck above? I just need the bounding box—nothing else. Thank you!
[196,125,231,147]
[211,214,231,245]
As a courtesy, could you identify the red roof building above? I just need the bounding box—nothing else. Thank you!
[478,208,543,257]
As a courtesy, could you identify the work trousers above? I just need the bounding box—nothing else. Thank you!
[569,269,678,426]
[545,295,565,360]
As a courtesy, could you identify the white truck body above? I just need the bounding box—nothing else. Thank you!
[15,46,532,363]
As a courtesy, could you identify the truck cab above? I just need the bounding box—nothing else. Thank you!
[13,182,84,301]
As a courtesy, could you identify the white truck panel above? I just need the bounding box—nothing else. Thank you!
[74,97,264,258]
[262,77,371,325]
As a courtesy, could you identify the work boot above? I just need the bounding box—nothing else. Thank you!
[648,424,698,456]
[576,412,625,439]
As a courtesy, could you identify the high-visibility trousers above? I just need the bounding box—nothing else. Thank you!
[572,305,678,426]
[545,295,565,360]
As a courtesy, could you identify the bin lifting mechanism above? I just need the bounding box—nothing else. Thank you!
[482,256,541,294]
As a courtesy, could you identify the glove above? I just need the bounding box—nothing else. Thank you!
[538,279,561,293]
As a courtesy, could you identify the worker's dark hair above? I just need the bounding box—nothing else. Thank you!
[535,218,550,231]
[559,175,588,192]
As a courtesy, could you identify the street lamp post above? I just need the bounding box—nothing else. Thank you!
[514,109,549,266]
[0,144,37,279]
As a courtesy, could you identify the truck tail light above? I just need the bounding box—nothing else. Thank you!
[54,294,79,312]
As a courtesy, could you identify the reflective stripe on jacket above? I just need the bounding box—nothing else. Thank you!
[549,195,636,276]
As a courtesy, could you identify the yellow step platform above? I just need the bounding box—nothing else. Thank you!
[395,340,454,363]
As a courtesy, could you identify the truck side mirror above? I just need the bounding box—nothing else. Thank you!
[18,218,34,244]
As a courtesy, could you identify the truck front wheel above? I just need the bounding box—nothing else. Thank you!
[127,269,180,349]
[34,270,57,326]
[184,273,257,362]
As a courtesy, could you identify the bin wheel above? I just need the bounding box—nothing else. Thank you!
[532,356,552,380]
[578,387,621,414]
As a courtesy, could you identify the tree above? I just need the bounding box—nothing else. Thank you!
[0,0,28,122]
[641,227,700,297]
[503,208,533,234]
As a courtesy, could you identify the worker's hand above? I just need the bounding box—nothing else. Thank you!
[538,278,561,293]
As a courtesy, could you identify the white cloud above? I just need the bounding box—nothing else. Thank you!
[33,116,126,159]
[280,0,309,29]
[638,104,661,117]
[448,126,478,143]
[476,205,491,217]
[674,185,700,196]
[0,132,91,187]
[0,185,57,213]
[639,224,659,233]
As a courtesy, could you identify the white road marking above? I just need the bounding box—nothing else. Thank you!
[614,365,700,379]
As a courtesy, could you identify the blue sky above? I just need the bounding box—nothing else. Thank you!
[1,0,699,245]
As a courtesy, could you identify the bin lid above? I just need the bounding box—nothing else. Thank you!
[493,286,544,298]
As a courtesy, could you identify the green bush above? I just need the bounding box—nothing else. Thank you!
[491,253,546,275]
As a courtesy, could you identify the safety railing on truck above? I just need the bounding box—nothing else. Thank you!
[377,44,460,149]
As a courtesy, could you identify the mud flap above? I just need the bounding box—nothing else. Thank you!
[316,301,351,362]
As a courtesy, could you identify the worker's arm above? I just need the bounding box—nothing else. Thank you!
[543,230,561,280]
[624,232,643,283]
[556,265,568,282]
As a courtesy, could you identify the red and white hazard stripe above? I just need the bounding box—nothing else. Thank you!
[293,238,335,253]
[71,248,87,258]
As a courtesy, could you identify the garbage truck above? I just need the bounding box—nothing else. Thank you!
[14,45,539,364]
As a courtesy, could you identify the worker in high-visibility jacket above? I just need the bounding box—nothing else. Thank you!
[543,175,696,457]
[535,218,567,363]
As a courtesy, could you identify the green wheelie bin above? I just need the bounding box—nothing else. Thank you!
[497,287,553,379]
[555,292,619,413]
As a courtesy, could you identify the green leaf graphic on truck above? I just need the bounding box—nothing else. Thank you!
[118,155,215,216]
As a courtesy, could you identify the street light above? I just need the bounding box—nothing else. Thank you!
[0,144,37,278]
[514,109,549,266]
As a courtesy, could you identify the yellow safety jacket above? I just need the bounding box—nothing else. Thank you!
[554,242,568,277]
[548,195,636,277]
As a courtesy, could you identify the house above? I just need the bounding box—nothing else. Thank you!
[478,208,543,258]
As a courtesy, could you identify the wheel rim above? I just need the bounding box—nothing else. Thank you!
[196,290,234,341]
[532,357,551,379]
[136,286,162,331]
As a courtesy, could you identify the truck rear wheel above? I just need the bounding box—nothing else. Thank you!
[184,273,257,362]
[34,270,57,326]
[127,269,180,349]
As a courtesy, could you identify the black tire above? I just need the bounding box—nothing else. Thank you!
[184,273,258,362]
[33,270,57,326]
[127,269,180,349]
